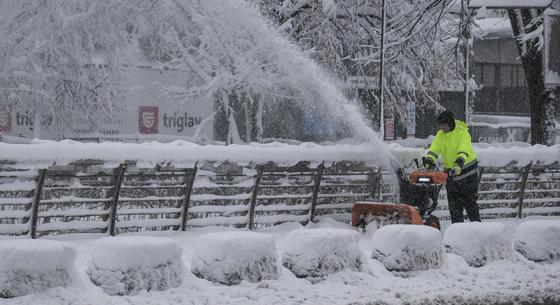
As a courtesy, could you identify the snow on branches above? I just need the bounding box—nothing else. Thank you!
[259,0,460,126]
[1,0,376,143]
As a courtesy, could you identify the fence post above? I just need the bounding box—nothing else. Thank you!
[517,162,532,219]
[308,162,325,223]
[372,167,383,201]
[29,169,47,239]
[108,163,127,236]
[180,162,198,231]
[247,164,263,230]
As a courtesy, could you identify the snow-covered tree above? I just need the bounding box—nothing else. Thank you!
[1,0,371,143]
[0,0,132,135]
[256,0,459,130]
[144,0,364,143]
[507,8,559,145]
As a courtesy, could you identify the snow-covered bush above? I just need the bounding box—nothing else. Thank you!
[514,220,560,263]
[371,225,445,272]
[443,222,512,267]
[0,239,76,298]
[281,229,362,279]
[191,231,279,285]
[88,236,183,296]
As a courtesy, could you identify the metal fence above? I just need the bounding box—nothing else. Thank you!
[0,160,389,238]
[432,162,560,221]
[2,159,559,238]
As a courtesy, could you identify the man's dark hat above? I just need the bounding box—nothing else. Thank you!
[436,110,455,130]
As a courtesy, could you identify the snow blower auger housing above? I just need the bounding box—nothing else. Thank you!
[352,202,424,230]
[352,170,447,232]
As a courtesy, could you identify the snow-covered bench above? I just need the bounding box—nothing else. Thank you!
[191,231,279,285]
[514,220,560,263]
[0,239,76,298]
[372,224,445,272]
[282,228,363,279]
[443,222,512,267]
[88,236,183,295]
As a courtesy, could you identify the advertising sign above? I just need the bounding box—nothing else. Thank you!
[384,116,395,140]
[406,102,416,137]
[3,67,214,141]
[470,126,530,143]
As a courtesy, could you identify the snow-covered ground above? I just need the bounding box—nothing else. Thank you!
[1,217,559,305]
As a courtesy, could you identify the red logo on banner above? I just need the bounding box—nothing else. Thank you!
[0,106,11,132]
[138,106,159,134]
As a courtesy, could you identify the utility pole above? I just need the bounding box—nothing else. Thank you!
[378,0,387,140]
[463,0,471,125]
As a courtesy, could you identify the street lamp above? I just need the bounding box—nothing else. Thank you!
[378,0,387,140]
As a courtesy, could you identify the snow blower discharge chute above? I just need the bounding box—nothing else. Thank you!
[352,169,447,231]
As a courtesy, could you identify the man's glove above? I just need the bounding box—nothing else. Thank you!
[449,163,462,177]
[422,157,435,170]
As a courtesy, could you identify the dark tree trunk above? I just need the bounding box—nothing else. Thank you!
[508,9,558,145]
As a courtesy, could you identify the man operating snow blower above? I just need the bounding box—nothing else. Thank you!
[422,110,481,223]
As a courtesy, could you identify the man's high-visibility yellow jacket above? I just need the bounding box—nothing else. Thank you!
[425,120,477,172]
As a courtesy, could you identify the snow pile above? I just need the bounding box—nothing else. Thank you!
[470,114,530,129]
[191,231,279,285]
[371,224,445,272]
[0,140,390,169]
[88,236,183,296]
[389,142,560,167]
[444,222,512,267]
[0,239,76,298]
[281,229,362,279]
[514,220,560,263]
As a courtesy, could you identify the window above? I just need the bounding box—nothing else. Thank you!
[500,65,512,87]
[473,65,482,86]
[483,64,496,87]
[517,66,526,86]
[512,65,518,87]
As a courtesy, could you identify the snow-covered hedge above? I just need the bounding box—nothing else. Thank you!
[282,229,362,279]
[443,222,512,267]
[514,220,560,263]
[388,142,560,168]
[88,236,183,296]
[191,231,279,285]
[0,141,390,169]
[371,225,445,272]
[0,239,76,298]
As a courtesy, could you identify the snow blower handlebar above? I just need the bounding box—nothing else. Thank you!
[409,169,448,185]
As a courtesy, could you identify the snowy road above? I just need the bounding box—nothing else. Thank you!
[2,218,560,305]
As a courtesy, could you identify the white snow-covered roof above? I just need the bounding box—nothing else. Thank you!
[472,17,513,39]
[469,0,552,8]
[470,114,530,128]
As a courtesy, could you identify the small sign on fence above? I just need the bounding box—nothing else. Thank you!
[406,102,416,137]
[384,117,395,140]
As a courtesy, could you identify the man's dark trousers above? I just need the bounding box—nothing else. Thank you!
[446,173,481,223]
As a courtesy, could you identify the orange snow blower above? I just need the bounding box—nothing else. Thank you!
[352,169,447,232]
